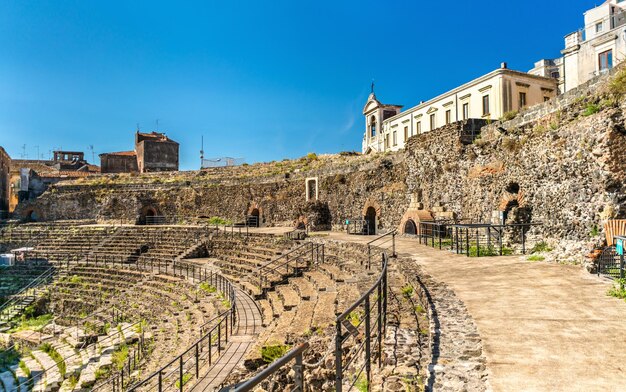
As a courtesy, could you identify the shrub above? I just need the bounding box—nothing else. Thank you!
[501,111,518,121]
[531,241,552,253]
[582,103,600,116]
[199,282,217,293]
[261,344,291,363]
[175,374,192,388]
[609,68,626,98]
[347,310,361,327]
[590,224,600,237]
[502,137,521,152]
[608,279,626,300]
[112,344,129,370]
[355,374,368,392]
[401,285,414,299]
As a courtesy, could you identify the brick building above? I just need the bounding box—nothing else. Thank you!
[100,131,179,174]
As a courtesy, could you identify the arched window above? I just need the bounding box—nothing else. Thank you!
[370,116,377,137]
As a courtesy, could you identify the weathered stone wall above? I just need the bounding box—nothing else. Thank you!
[0,147,10,213]
[19,154,409,233]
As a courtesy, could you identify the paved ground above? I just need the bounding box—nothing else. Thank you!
[246,227,626,391]
[335,233,626,392]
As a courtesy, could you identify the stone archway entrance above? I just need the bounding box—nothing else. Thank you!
[139,205,160,225]
[247,208,260,227]
[365,206,377,235]
[404,219,417,235]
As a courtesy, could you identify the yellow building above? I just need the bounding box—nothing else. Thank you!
[362,64,558,153]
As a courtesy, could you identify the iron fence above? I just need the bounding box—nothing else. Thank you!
[231,342,309,392]
[597,236,626,283]
[344,218,372,236]
[0,266,56,323]
[335,252,388,392]
[418,222,542,257]
[258,242,324,292]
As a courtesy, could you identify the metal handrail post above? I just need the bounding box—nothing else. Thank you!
[335,322,343,392]
[364,295,371,391]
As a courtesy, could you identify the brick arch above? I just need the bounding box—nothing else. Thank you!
[362,199,382,217]
[498,191,527,212]
[398,209,434,235]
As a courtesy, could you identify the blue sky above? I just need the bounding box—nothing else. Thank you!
[0,0,590,170]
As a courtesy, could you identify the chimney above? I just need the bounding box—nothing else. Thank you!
[501,62,508,69]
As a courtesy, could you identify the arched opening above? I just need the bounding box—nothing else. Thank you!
[24,209,38,222]
[503,200,519,224]
[365,207,377,235]
[247,208,260,227]
[139,206,160,225]
[370,115,377,137]
[404,219,417,235]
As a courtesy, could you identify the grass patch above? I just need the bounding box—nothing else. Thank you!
[590,224,600,237]
[261,344,291,363]
[500,110,518,121]
[401,285,414,299]
[19,360,30,377]
[40,343,66,377]
[582,103,600,116]
[355,373,368,392]
[207,217,232,226]
[527,255,545,262]
[347,310,361,327]
[608,279,626,300]
[199,282,217,293]
[531,241,552,253]
[112,344,129,371]
[69,275,83,284]
[609,68,626,98]
[175,373,192,389]
[10,314,53,332]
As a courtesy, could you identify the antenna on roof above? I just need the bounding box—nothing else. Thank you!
[88,145,95,164]
[200,135,204,168]
[371,79,375,94]
[21,144,26,159]
[156,119,159,132]
[136,123,141,132]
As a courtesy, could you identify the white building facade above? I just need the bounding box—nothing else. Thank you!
[362,65,558,153]
[530,0,626,92]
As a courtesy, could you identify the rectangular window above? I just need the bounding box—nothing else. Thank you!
[416,121,421,134]
[599,50,613,71]
[482,95,490,116]
[430,114,436,131]
[404,126,408,141]
[384,134,389,149]
[393,130,397,146]
[519,92,527,108]
[445,110,451,125]
[596,22,603,33]
[462,103,469,120]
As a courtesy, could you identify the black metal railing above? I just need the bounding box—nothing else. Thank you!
[344,218,372,236]
[335,252,388,392]
[418,222,542,257]
[125,263,236,391]
[0,266,56,322]
[258,242,324,291]
[231,342,309,392]
[366,230,396,269]
[597,236,626,283]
